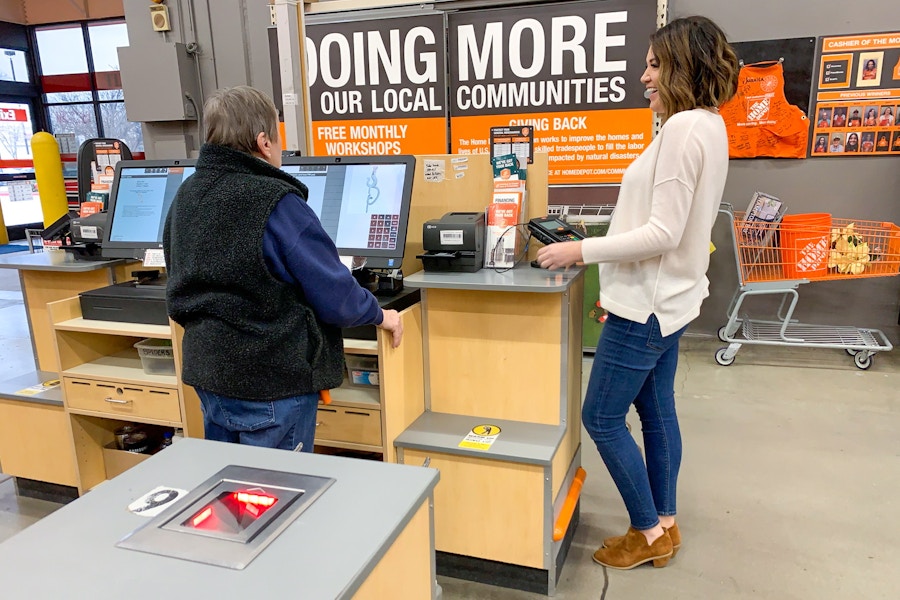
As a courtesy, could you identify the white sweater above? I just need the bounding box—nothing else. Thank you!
[581,109,729,336]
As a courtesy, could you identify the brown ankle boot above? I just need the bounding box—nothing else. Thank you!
[603,523,681,557]
[593,527,673,570]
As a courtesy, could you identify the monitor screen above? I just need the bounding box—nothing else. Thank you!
[279,156,415,270]
[0,172,41,227]
[102,159,196,259]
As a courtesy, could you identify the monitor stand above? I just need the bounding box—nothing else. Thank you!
[62,242,113,261]
[131,269,167,289]
[352,267,404,297]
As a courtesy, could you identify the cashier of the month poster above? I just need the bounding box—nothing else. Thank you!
[810,31,900,156]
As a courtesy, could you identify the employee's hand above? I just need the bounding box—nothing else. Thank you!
[536,241,584,270]
[378,309,403,349]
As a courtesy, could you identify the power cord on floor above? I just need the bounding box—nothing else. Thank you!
[599,566,609,600]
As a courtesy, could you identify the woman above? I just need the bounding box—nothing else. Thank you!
[845,132,860,152]
[864,108,877,126]
[813,136,827,153]
[862,59,877,80]
[537,16,738,570]
[878,106,894,127]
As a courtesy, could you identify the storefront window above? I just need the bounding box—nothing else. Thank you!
[47,103,99,146]
[34,20,142,152]
[0,49,30,83]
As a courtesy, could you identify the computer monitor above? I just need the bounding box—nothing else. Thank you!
[279,155,416,270]
[101,159,196,260]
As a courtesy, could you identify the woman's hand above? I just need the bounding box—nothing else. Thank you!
[535,241,584,270]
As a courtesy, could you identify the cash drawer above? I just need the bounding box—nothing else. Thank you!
[63,377,182,423]
[316,406,382,447]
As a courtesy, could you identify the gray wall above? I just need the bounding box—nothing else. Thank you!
[121,0,274,158]
[672,0,900,342]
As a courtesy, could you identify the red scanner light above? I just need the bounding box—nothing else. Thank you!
[191,507,213,527]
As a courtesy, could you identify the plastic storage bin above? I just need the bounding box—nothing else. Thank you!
[134,338,176,375]
[346,355,379,387]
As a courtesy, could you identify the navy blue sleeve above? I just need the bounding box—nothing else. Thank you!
[263,193,383,328]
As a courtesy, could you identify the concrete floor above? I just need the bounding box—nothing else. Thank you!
[0,257,897,598]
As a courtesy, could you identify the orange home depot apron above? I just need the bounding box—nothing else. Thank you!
[719,61,809,158]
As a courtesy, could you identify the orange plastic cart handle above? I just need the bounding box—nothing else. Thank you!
[319,389,332,405]
[553,467,587,542]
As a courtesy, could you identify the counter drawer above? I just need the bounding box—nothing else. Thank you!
[316,406,382,446]
[63,378,181,422]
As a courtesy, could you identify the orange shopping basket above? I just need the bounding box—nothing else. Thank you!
[733,212,900,284]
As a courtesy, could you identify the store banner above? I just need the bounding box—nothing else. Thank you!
[448,0,656,184]
[305,15,448,156]
[809,31,900,156]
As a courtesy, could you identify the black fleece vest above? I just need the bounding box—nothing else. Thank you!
[163,144,345,400]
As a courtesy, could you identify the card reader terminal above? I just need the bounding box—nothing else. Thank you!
[527,217,586,245]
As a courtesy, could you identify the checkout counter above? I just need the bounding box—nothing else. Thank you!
[0,251,132,496]
[0,438,440,599]
[397,263,585,596]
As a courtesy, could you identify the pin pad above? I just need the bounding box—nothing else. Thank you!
[527,217,586,245]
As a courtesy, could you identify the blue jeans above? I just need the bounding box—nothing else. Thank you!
[582,313,687,530]
[196,388,319,452]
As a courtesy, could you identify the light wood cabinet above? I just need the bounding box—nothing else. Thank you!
[48,296,202,494]
[395,268,584,596]
[316,303,424,462]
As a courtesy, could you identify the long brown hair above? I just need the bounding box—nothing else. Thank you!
[650,16,739,120]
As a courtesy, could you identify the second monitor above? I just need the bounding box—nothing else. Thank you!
[280,155,415,271]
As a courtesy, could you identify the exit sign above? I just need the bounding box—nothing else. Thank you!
[0,108,27,122]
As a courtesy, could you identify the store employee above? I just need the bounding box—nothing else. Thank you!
[163,85,402,452]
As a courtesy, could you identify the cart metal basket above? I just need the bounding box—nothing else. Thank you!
[715,204,900,370]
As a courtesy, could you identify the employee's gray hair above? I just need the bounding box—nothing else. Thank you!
[203,85,278,155]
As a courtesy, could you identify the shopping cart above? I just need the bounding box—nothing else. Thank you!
[715,203,900,370]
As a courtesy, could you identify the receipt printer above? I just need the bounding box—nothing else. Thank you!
[418,212,485,272]
[70,211,108,245]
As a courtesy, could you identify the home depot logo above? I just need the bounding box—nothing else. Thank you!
[746,97,770,122]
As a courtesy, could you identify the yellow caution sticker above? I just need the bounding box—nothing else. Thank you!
[15,379,61,396]
[458,424,502,451]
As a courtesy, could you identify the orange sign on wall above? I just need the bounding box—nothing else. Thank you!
[310,117,447,156]
[305,15,448,156]
[452,109,651,185]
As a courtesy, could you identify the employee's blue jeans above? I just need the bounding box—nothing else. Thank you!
[195,388,319,452]
[582,313,686,530]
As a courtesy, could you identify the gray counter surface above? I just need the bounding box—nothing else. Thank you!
[405,263,584,293]
[0,370,63,405]
[0,250,130,272]
[0,438,439,599]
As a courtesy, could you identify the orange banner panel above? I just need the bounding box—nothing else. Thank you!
[311,117,447,156]
[451,109,652,185]
[822,34,900,53]
[817,89,900,101]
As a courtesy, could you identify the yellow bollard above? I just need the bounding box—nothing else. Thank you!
[30,131,69,227]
